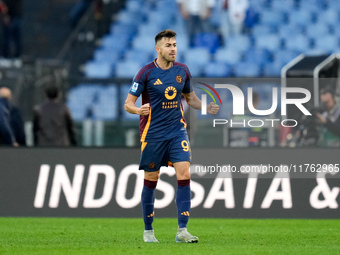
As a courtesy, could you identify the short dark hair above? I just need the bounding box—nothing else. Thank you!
[155,29,177,45]
[45,84,60,100]
[320,86,334,96]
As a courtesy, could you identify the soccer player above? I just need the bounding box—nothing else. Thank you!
[124,29,219,243]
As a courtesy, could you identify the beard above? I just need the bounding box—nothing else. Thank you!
[160,51,176,63]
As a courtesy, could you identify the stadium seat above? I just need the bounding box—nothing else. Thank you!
[101,85,118,99]
[214,47,242,65]
[288,9,314,26]
[305,49,329,56]
[193,33,221,54]
[101,34,129,55]
[299,0,326,12]
[254,34,281,51]
[115,60,143,78]
[156,0,178,17]
[284,35,311,52]
[233,61,262,77]
[305,23,330,39]
[169,18,187,36]
[125,0,143,13]
[250,0,269,9]
[124,48,152,64]
[226,35,251,52]
[252,25,275,36]
[184,47,211,67]
[84,61,113,78]
[259,9,286,27]
[93,48,120,64]
[116,10,143,26]
[147,10,173,29]
[316,9,339,25]
[67,84,101,121]
[132,35,156,54]
[92,85,119,121]
[262,61,284,77]
[203,61,232,77]
[175,36,190,52]
[186,61,204,77]
[271,0,296,11]
[278,24,305,39]
[313,35,339,53]
[327,0,340,11]
[273,49,299,65]
[92,104,118,121]
[109,23,137,41]
[243,47,272,66]
[138,22,163,37]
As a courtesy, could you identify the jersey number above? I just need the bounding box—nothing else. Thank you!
[181,140,189,152]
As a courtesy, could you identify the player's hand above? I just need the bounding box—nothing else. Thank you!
[207,102,219,115]
[140,103,150,116]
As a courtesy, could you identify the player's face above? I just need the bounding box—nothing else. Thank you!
[156,37,177,62]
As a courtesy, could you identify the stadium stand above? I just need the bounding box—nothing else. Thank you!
[69,0,340,123]
[67,84,119,121]
[79,0,340,80]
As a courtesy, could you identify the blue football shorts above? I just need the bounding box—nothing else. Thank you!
[139,132,191,172]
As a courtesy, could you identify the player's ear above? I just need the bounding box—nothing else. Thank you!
[155,45,160,54]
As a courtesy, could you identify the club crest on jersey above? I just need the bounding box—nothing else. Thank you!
[165,86,177,100]
[131,82,138,93]
[176,75,183,83]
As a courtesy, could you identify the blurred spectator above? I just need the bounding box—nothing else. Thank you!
[316,87,340,147]
[33,84,77,147]
[177,0,216,47]
[0,87,26,145]
[0,96,17,146]
[219,0,249,42]
[0,0,22,59]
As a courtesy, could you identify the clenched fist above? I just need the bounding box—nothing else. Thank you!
[207,102,219,115]
[140,103,150,116]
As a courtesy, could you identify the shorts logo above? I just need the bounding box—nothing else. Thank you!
[131,82,138,93]
[181,211,190,216]
[176,75,183,83]
[149,163,156,169]
[165,86,177,100]
[147,211,155,217]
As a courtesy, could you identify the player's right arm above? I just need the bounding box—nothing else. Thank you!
[124,94,150,116]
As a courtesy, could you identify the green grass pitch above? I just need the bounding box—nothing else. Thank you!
[0,218,339,255]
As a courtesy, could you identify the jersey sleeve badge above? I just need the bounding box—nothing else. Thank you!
[131,82,139,93]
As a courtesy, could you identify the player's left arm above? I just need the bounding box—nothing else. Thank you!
[183,91,219,114]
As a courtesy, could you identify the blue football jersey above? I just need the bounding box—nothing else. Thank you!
[129,60,192,142]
